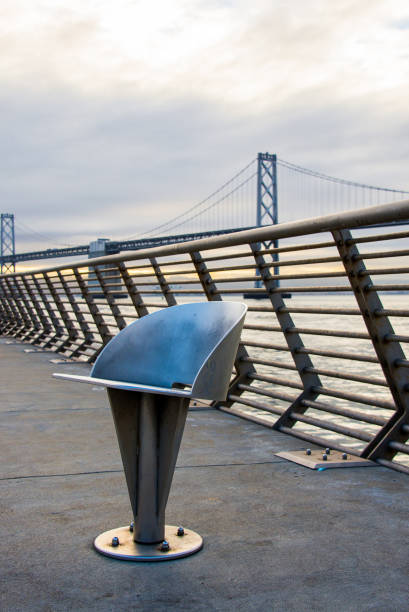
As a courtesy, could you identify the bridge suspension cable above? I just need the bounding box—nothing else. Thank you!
[277,158,409,194]
[276,157,409,223]
[133,158,258,238]
[14,220,75,248]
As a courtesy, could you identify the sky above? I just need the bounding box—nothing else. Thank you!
[1,0,409,252]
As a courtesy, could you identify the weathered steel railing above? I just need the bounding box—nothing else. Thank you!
[1,200,409,474]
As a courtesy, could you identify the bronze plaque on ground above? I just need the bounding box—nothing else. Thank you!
[276,449,375,470]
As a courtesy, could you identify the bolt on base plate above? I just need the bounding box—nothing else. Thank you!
[94,525,203,562]
[275,449,375,470]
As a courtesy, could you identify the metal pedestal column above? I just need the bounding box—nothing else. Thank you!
[94,389,203,561]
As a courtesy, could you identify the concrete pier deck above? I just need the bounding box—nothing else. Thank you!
[1,338,408,612]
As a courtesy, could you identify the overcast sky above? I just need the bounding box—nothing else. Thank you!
[1,0,409,251]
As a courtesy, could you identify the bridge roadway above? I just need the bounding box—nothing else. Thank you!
[1,338,408,611]
[1,227,255,264]
[2,220,409,265]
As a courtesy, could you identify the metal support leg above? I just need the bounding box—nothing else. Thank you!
[93,390,203,561]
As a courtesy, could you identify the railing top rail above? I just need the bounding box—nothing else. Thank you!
[3,199,409,277]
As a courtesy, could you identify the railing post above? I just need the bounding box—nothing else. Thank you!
[333,228,409,461]
[250,242,321,432]
[117,262,149,318]
[93,265,127,331]
[31,273,65,350]
[2,275,25,335]
[0,277,19,334]
[6,275,35,337]
[43,272,78,351]
[11,276,40,340]
[150,257,177,306]
[0,280,8,331]
[190,251,255,405]
[73,267,112,351]
[0,295,9,333]
[20,274,53,345]
[56,270,96,359]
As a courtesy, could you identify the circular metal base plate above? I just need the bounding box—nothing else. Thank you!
[94,525,203,561]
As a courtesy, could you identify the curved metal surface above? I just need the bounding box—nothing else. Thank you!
[90,301,247,401]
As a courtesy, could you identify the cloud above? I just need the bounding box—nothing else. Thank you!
[0,0,408,253]
[389,17,409,30]
[1,0,408,104]
[2,81,408,248]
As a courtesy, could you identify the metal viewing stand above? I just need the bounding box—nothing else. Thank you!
[54,301,247,561]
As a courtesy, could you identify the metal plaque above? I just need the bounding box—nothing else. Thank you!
[276,449,375,470]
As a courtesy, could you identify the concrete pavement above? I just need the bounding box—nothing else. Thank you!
[1,338,408,611]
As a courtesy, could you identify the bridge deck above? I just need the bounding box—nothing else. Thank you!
[1,338,408,612]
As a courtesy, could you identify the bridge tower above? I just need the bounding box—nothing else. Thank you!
[256,153,279,286]
[1,214,16,274]
[257,152,278,230]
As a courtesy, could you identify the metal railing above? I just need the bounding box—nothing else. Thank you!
[1,200,409,474]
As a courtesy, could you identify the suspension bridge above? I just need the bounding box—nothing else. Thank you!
[1,152,408,273]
